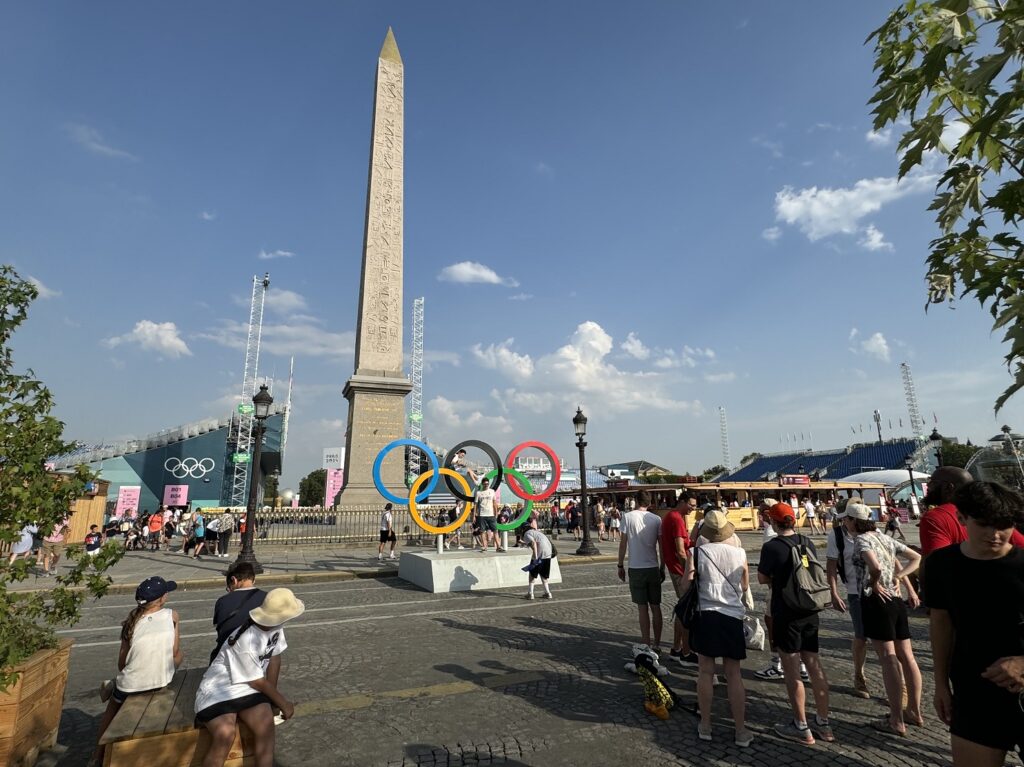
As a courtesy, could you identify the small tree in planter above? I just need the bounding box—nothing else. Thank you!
[0,266,124,692]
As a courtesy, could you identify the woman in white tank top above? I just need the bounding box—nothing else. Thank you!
[93,576,183,763]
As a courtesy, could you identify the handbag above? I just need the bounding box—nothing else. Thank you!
[674,548,701,630]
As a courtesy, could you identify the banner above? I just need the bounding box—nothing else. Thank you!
[114,486,141,518]
[779,474,811,486]
[325,469,345,507]
[163,484,189,507]
[323,447,345,470]
[291,495,300,508]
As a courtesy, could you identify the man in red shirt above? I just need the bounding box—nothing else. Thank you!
[664,493,695,662]
[921,467,1024,556]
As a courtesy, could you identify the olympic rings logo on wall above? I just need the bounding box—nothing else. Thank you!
[372,439,561,536]
[164,457,216,479]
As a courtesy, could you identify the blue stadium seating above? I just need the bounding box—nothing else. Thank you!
[825,440,916,478]
[724,440,918,482]
[725,452,807,482]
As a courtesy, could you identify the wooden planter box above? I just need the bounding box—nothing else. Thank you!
[0,639,72,767]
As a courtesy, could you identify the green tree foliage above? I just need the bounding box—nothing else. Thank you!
[702,465,729,481]
[941,438,980,467]
[0,266,124,691]
[298,468,327,507]
[739,452,763,466]
[869,0,1024,411]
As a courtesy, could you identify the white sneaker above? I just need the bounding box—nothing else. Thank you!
[389,553,396,559]
[377,554,383,561]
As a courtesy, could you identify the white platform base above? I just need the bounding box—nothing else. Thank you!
[398,549,562,593]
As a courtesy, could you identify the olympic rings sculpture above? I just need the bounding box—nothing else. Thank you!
[164,457,216,479]
[372,438,562,534]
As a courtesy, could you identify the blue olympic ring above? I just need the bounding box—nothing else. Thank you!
[372,438,439,504]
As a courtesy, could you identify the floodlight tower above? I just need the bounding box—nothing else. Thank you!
[228,273,270,508]
[900,362,925,440]
[719,406,732,471]
[407,297,425,479]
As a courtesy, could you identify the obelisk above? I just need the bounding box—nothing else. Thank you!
[341,27,413,505]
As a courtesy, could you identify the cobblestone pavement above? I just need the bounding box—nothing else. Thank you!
[42,530,1022,767]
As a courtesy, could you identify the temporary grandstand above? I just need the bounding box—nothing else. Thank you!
[722,439,926,482]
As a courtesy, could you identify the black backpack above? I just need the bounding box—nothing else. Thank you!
[779,535,831,614]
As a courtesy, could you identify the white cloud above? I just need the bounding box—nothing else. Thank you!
[104,320,191,358]
[620,332,651,360]
[424,350,461,368]
[471,339,535,380]
[438,261,519,288]
[761,226,782,242]
[27,275,61,299]
[534,161,554,177]
[198,319,354,360]
[859,224,894,252]
[258,249,296,261]
[865,126,893,146]
[774,174,934,241]
[848,327,860,342]
[704,372,736,383]
[653,345,716,369]
[860,332,891,363]
[199,211,217,221]
[508,293,534,301]
[479,322,702,417]
[752,136,783,159]
[263,289,308,315]
[64,123,138,161]
[426,396,513,435]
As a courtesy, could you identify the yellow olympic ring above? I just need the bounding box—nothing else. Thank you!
[409,468,475,535]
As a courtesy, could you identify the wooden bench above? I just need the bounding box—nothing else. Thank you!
[99,669,255,767]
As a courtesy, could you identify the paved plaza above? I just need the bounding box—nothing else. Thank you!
[36,528,1020,767]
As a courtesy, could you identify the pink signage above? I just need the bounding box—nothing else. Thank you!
[163,484,189,506]
[114,486,141,518]
[291,496,300,508]
[325,468,344,508]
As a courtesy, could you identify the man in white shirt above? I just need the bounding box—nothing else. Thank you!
[474,477,503,553]
[616,490,664,649]
[378,503,397,561]
[804,498,823,535]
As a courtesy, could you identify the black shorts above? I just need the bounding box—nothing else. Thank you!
[529,558,552,579]
[860,593,911,642]
[691,611,746,661]
[951,679,1024,753]
[478,516,497,533]
[772,612,819,654]
[195,692,273,725]
[379,530,396,543]
[112,684,163,705]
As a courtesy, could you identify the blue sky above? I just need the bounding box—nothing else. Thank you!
[5,1,1023,490]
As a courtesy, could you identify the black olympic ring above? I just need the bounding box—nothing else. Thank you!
[442,440,504,503]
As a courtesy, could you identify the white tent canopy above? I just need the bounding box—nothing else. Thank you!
[841,469,930,486]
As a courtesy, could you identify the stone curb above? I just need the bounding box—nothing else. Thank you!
[14,553,619,597]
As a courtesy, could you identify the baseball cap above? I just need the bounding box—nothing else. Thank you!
[768,502,796,523]
[845,502,873,521]
[135,576,177,605]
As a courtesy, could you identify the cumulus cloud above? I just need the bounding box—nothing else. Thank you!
[27,275,61,299]
[859,224,893,252]
[472,339,535,380]
[761,226,782,242]
[865,127,893,146]
[258,249,295,260]
[263,289,308,315]
[478,322,702,417]
[104,320,191,358]
[198,319,354,360]
[437,261,519,288]
[426,396,513,435]
[64,123,138,161]
[860,332,891,362]
[774,174,934,241]
[620,332,651,360]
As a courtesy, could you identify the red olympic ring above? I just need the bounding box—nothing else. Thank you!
[503,441,561,501]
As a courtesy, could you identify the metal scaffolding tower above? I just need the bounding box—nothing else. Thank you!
[228,273,270,508]
[719,406,732,470]
[407,297,424,479]
[901,362,925,440]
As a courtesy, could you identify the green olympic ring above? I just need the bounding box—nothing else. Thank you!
[475,467,534,531]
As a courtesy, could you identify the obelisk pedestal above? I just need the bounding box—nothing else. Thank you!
[341,28,413,506]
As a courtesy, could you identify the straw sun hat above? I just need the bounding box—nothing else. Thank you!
[249,588,306,627]
[701,509,735,543]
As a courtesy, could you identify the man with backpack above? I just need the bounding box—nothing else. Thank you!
[758,502,834,745]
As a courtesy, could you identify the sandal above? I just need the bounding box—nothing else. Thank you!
[870,717,906,737]
[902,710,925,727]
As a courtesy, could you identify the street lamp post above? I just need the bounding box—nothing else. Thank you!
[573,407,599,556]
[235,384,273,574]
[904,455,919,500]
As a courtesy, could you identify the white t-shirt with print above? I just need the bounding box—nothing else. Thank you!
[380,510,393,531]
[476,488,497,517]
[195,626,287,713]
[622,509,661,570]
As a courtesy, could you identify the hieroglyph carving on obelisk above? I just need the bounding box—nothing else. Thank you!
[341,28,413,506]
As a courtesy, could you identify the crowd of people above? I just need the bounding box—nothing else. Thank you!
[616,478,1024,763]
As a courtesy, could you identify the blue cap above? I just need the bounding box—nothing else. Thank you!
[135,576,177,605]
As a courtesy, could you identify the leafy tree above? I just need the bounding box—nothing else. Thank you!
[941,438,980,468]
[0,267,123,691]
[739,452,763,465]
[702,465,729,481]
[869,0,1024,411]
[298,468,327,507]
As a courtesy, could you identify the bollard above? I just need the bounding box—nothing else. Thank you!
[436,534,444,554]
[501,530,509,551]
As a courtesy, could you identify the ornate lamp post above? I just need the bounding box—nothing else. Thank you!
[235,384,273,574]
[904,455,919,500]
[573,407,599,556]
[929,427,945,467]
